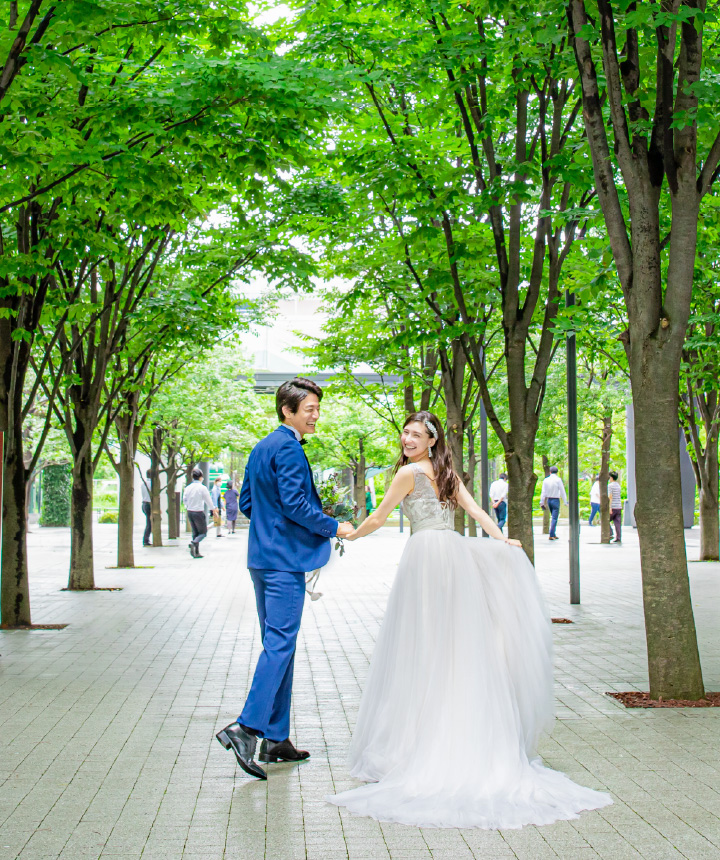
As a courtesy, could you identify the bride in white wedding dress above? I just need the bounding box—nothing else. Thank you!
[327,411,612,829]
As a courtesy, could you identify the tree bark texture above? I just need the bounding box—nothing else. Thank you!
[167,473,179,539]
[150,426,163,547]
[505,446,538,565]
[682,380,719,562]
[568,0,709,700]
[68,446,95,590]
[439,343,467,534]
[1,424,31,626]
[354,437,367,523]
[466,426,477,537]
[116,431,136,568]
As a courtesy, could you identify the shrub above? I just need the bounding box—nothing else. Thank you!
[40,464,71,527]
[98,510,119,524]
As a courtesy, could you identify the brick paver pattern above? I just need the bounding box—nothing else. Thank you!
[1,522,719,860]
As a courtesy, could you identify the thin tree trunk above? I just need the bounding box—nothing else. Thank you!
[1,423,31,626]
[439,343,466,534]
[150,426,163,547]
[166,453,179,540]
[599,408,612,544]
[354,437,367,523]
[466,426,477,537]
[68,446,95,590]
[698,440,719,561]
[116,433,135,568]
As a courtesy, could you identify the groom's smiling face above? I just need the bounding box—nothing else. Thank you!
[283,393,321,438]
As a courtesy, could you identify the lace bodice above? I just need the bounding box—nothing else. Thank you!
[404,463,454,534]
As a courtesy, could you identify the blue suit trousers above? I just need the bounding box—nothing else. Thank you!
[239,569,306,742]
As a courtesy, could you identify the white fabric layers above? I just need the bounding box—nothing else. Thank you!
[327,467,612,829]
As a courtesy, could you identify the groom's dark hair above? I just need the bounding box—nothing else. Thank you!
[276,377,323,421]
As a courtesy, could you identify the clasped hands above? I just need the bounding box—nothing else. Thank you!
[336,521,356,540]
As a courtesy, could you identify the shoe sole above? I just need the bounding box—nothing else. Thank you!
[216,731,267,780]
[258,754,310,763]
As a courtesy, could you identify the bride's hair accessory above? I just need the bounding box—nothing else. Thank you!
[424,419,438,438]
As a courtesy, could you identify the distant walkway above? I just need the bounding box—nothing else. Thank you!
[1,522,719,859]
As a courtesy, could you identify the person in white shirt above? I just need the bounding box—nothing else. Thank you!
[608,471,623,543]
[589,477,601,526]
[183,469,218,558]
[489,472,509,533]
[540,466,567,541]
[140,469,152,547]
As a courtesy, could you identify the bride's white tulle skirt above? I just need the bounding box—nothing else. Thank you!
[326,530,612,829]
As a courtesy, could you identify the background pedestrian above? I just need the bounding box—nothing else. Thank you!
[184,469,218,558]
[589,476,601,526]
[489,472,509,532]
[225,480,240,534]
[609,471,623,543]
[540,466,567,541]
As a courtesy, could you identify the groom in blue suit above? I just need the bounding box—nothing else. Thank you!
[216,377,354,779]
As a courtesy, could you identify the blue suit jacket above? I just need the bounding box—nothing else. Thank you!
[239,425,338,572]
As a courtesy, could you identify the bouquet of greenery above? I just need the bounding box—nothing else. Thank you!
[306,473,357,600]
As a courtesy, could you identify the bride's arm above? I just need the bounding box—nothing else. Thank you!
[347,466,415,540]
[455,480,522,546]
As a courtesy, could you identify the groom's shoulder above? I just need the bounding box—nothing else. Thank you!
[255,426,295,453]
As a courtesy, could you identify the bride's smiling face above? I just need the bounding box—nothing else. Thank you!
[400,422,434,460]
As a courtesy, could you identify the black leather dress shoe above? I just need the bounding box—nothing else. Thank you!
[258,738,310,763]
[216,723,266,779]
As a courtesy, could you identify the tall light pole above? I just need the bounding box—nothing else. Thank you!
[566,289,580,604]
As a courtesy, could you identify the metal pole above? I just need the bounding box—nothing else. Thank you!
[566,289,580,604]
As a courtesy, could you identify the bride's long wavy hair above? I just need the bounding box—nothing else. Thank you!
[394,411,459,503]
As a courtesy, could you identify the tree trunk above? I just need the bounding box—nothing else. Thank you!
[354,437,367,523]
[1,423,31,626]
[439,343,466,535]
[599,408,612,544]
[116,435,135,568]
[166,458,179,540]
[68,448,95,590]
[150,426,163,546]
[541,455,550,535]
[466,426,477,537]
[632,364,704,700]
[698,437,719,561]
[446,411,464,534]
[506,444,537,564]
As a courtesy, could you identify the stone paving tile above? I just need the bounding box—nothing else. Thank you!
[0,522,719,860]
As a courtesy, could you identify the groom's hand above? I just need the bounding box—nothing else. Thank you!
[336,521,354,539]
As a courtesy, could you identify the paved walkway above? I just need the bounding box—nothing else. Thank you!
[1,521,719,860]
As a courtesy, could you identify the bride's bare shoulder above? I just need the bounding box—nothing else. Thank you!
[394,464,416,482]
